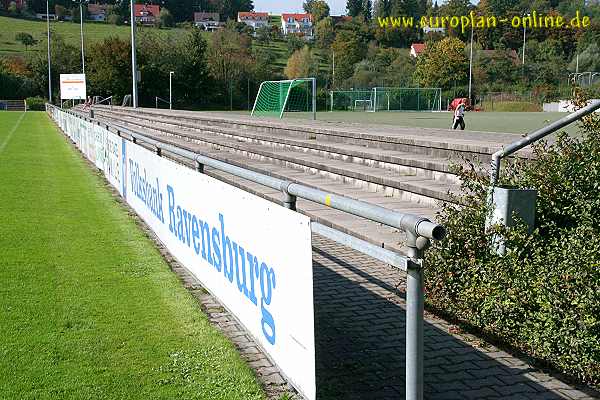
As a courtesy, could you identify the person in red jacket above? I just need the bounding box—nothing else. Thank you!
[452,102,466,130]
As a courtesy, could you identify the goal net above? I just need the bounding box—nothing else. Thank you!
[329,88,442,112]
[252,78,316,119]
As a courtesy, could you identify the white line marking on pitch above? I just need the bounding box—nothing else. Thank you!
[0,112,26,156]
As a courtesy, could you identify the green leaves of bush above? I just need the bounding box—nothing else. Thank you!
[427,89,600,385]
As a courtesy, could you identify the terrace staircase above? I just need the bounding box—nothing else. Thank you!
[87,106,528,254]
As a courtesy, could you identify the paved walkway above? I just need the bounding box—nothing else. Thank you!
[171,233,599,399]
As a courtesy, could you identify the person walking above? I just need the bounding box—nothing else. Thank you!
[452,103,466,130]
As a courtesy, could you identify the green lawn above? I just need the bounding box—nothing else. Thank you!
[0,16,192,57]
[230,110,579,135]
[0,111,265,400]
[0,15,294,67]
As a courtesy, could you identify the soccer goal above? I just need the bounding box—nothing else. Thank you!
[330,88,442,112]
[372,87,442,112]
[252,78,316,120]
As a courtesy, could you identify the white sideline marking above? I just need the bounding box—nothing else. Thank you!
[0,112,26,155]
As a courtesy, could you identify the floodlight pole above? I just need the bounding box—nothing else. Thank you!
[312,77,316,120]
[468,23,474,104]
[46,0,52,104]
[76,0,86,74]
[169,71,174,110]
[130,0,138,108]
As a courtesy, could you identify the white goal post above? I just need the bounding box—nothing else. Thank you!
[251,78,316,120]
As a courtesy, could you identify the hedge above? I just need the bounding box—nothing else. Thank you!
[426,90,600,386]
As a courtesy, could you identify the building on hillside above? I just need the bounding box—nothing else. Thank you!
[134,4,160,26]
[35,12,57,20]
[237,11,269,31]
[194,12,221,31]
[281,13,313,40]
[2,0,26,10]
[410,43,426,58]
[87,3,110,22]
[422,26,445,34]
[331,15,352,25]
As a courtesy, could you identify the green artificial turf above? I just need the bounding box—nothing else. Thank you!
[0,111,265,400]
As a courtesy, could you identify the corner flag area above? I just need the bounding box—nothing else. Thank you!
[0,111,265,399]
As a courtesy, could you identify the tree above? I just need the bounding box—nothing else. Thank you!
[315,17,335,49]
[331,29,367,85]
[414,37,469,90]
[347,0,363,17]
[86,37,132,101]
[284,46,318,79]
[55,4,66,19]
[207,27,253,109]
[71,4,87,23]
[159,8,174,27]
[304,0,330,22]
[286,34,304,55]
[15,33,37,51]
[569,43,600,73]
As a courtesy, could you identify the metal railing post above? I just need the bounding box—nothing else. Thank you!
[195,159,204,173]
[281,182,297,211]
[405,233,427,400]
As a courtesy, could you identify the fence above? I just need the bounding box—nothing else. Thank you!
[330,88,442,112]
[0,99,26,111]
[48,104,445,400]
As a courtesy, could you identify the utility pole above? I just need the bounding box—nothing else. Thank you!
[468,23,474,104]
[130,0,138,108]
[73,0,86,74]
[169,71,174,110]
[46,0,52,103]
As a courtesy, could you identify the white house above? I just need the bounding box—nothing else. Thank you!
[194,12,221,31]
[237,12,269,30]
[87,3,110,22]
[281,13,313,40]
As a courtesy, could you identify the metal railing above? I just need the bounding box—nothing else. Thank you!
[94,96,113,109]
[55,105,445,400]
[155,96,171,109]
[490,99,600,187]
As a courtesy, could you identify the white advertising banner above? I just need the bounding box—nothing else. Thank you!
[50,109,316,400]
[60,74,87,100]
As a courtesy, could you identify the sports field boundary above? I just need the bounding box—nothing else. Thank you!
[50,112,300,400]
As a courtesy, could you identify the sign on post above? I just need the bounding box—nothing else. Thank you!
[60,74,87,100]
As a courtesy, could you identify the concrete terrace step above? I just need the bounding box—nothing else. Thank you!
[96,108,463,182]
[96,112,459,206]
[94,105,532,160]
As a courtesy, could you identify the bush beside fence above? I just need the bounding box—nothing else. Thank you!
[426,92,600,386]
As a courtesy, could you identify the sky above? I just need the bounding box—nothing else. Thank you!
[253,0,347,15]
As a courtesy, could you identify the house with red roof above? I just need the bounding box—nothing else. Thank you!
[87,3,110,22]
[237,12,269,31]
[410,43,426,58]
[281,13,313,40]
[134,4,160,26]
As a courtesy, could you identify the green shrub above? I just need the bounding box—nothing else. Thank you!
[427,89,600,385]
[25,96,46,110]
[480,100,542,112]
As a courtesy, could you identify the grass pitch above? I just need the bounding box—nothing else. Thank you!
[289,111,579,135]
[0,111,265,399]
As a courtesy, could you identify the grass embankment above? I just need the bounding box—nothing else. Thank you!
[480,100,543,112]
[0,111,265,399]
[0,16,295,69]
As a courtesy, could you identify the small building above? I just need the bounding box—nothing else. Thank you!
[36,13,58,20]
[237,11,269,30]
[2,0,26,10]
[281,13,313,40]
[134,4,160,26]
[423,26,445,34]
[410,43,426,58]
[194,12,221,31]
[87,3,110,22]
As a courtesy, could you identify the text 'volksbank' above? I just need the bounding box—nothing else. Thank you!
[129,159,277,345]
